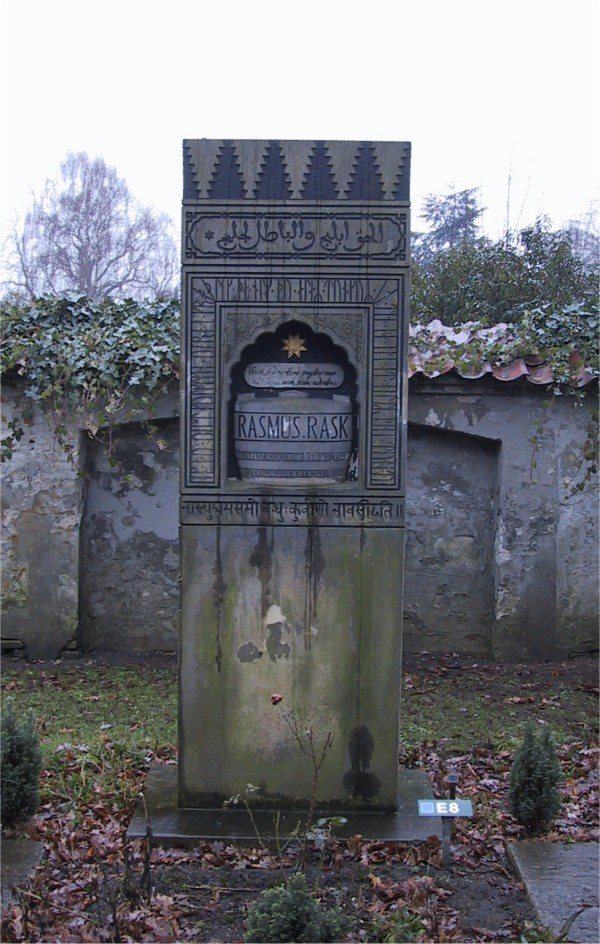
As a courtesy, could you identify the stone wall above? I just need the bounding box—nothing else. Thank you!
[2,386,82,659]
[80,419,179,653]
[2,377,597,660]
[407,377,598,659]
[405,423,499,656]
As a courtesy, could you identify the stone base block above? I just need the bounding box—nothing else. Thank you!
[127,764,442,847]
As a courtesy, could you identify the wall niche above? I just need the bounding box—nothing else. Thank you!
[227,320,358,485]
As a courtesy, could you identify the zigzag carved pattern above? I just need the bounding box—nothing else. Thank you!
[253,142,292,200]
[345,143,385,201]
[301,142,339,200]
[183,142,200,200]
[208,142,246,199]
[183,141,410,201]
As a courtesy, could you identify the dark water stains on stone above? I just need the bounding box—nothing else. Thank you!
[420,465,476,497]
[237,641,263,662]
[213,528,226,672]
[250,528,274,619]
[89,422,179,499]
[343,723,381,801]
[86,511,119,549]
[266,622,291,662]
[303,526,325,650]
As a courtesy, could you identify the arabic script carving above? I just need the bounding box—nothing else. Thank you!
[184,211,406,260]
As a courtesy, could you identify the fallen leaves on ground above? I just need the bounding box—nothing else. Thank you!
[1,654,598,942]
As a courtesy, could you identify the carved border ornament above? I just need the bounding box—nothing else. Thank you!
[181,139,410,527]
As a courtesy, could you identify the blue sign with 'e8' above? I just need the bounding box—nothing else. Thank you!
[418,799,473,817]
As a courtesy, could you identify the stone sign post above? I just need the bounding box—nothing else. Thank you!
[179,139,411,825]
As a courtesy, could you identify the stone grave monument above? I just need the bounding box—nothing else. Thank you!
[130,140,441,842]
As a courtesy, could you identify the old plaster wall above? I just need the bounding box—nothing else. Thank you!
[408,377,598,660]
[2,378,597,660]
[556,411,599,654]
[1,385,82,659]
[79,419,179,652]
[404,424,499,656]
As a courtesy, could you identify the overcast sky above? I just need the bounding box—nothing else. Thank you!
[1,0,598,240]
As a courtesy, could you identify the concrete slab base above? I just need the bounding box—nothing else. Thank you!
[1,839,44,909]
[127,764,442,847]
[508,841,599,943]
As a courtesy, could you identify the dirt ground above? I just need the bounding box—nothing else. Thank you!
[146,854,534,942]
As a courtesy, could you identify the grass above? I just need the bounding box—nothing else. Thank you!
[2,664,177,808]
[401,656,598,755]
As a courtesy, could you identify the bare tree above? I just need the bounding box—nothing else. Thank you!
[563,202,600,270]
[4,152,177,300]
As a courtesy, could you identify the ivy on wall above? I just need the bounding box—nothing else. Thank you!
[1,293,598,462]
[1,295,179,460]
[410,302,598,388]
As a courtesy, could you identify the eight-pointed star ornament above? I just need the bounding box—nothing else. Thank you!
[282,334,307,359]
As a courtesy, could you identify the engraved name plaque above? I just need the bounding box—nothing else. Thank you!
[244,362,344,389]
[234,392,353,482]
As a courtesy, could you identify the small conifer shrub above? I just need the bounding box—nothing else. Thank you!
[508,723,562,834]
[245,872,351,943]
[1,701,42,827]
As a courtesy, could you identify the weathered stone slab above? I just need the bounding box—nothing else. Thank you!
[1,839,44,908]
[508,841,599,943]
[127,764,442,846]
[179,524,404,809]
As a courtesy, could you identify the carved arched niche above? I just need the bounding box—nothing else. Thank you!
[226,320,359,484]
